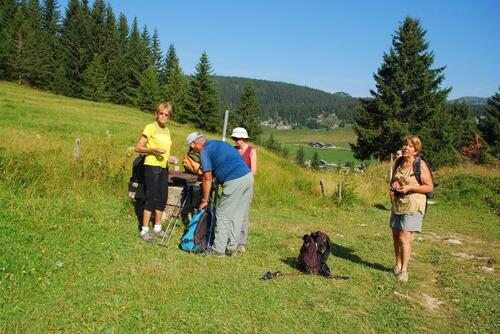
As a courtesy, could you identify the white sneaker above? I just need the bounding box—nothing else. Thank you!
[398,271,409,283]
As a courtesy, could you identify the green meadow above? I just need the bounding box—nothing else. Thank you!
[262,127,362,165]
[1,82,499,333]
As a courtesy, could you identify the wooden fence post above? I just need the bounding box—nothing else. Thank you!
[319,180,325,200]
[74,138,80,160]
[338,181,342,205]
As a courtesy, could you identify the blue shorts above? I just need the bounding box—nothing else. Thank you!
[390,212,423,232]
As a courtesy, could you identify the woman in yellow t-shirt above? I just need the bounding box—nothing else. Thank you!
[389,135,433,282]
[134,103,175,243]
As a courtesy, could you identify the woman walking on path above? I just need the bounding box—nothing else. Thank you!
[390,135,433,282]
[134,103,176,243]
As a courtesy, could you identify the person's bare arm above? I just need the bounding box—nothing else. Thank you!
[198,171,213,210]
[250,148,257,176]
[135,135,166,154]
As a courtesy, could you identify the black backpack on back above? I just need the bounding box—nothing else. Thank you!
[298,231,332,278]
[393,155,436,199]
[128,155,146,201]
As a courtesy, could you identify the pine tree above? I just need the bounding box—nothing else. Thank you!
[234,82,262,138]
[126,17,148,103]
[351,17,468,168]
[0,0,19,80]
[162,44,189,123]
[58,0,92,97]
[140,24,151,66]
[135,65,160,112]
[478,88,500,158]
[82,54,107,101]
[295,146,305,166]
[150,28,162,78]
[40,0,61,91]
[107,13,131,105]
[187,52,220,132]
[89,0,106,56]
[135,65,161,112]
[10,0,51,88]
[311,151,320,169]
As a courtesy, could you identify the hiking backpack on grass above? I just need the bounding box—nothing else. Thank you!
[298,231,332,278]
[180,209,214,253]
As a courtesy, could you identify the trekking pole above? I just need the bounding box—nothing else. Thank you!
[161,196,188,246]
[320,180,325,201]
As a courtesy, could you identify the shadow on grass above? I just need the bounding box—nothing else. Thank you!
[331,243,391,272]
[373,203,390,211]
[281,257,303,271]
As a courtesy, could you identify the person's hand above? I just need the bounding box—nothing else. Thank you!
[399,185,413,194]
[168,155,179,164]
[391,181,401,191]
[198,200,208,211]
[152,147,166,154]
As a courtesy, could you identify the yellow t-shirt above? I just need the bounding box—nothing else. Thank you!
[142,122,172,168]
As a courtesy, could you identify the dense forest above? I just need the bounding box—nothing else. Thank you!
[214,76,359,127]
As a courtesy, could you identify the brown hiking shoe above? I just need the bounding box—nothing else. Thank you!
[140,232,155,244]
[398,271,409,283]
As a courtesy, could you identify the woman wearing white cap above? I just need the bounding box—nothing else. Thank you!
[231,127,257,176]
[231,127,257,252]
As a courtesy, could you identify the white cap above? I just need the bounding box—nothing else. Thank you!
[230,127,249,139]
[186,132,204,147]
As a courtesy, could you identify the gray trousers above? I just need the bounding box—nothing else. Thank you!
[212,173,254,254]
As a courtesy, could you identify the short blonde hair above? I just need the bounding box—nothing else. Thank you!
[156,102,173,115]
[403,135,422,154]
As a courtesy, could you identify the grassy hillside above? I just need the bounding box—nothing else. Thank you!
[1,82,499,333]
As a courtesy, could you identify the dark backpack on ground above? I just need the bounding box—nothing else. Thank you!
[298,231,332,278]
[180,209,215,253]
[128,155,146,201]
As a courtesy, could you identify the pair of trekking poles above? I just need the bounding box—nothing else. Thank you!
[159,181,220,247]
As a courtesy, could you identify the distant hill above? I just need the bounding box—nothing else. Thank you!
[449,96,488,117]
[214,75,489,126]
[213,76,359,128]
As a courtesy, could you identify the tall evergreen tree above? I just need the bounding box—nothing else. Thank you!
[311,151,320,169]
[58,0,92,96]
[40,0,61,90]
[140,24,151,66]
[0,0,19,80]
[234,82,262,138]
[162,44,189,123]
[135,65,160,112]
[478,88,500,158]
[126,17,148,102]
[10,0,51,88]
[187,52,220,132]
[351,17,468,168]
[295,145,305,166]
[90,0,106,56]
[107,13,131,104]
[150,28,162,78]
[82,54,107,101]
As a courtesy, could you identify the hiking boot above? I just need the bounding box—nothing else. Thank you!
[140,232,155,244]
[226,248,237,257]
[398,271,409,283]
[153,229,168,239]
[237,245,246,253]
[208,250,225,257]
[393,266,402,276]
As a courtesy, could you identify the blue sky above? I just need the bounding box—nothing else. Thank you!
[64,0,499,98]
